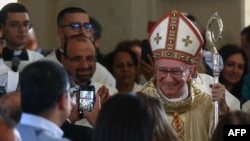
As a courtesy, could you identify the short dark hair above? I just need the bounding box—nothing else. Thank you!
[90,16,102,40]
[0,3,29,25]
[20,60,69,114]
[57,7,87,27]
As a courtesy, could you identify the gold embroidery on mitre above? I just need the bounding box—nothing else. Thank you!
[152,11,195,64]
[166,11,178,50]
[154,33,162,44]
[153,50,195,64]
[182,35,192,47]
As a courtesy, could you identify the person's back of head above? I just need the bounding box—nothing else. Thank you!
[57,7,87,27]
[0,91,21,123]
[93,93,155,141]
[136,92,178,141]
[0,112,21,141]
[220,110,250,124]
[0,3,29,25]
[211,110,250,141]
[20,60,69,115]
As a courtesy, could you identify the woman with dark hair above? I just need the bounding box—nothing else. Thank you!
[211,111,250,141]
[136,92,178,141]
[93,92,178,141]
[112,39,155,85]
[93,93,155,141]
[219,44,249,103]
[103,47,143,92]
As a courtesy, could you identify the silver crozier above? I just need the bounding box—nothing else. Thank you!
[206,12,223,128]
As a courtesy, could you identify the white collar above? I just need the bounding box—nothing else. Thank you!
[157,84,189,102]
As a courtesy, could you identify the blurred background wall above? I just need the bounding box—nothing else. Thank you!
[13,0,248,55]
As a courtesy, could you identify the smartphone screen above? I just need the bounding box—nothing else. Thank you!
[78,86,95,118]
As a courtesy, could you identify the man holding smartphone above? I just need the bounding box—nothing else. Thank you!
[61,33,118,128]
[78,86,95,118]
[45,7,118,129]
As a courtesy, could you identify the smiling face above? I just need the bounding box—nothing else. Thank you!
[155,59,192,99]
[221,53,245,85]
[61,37,96,86]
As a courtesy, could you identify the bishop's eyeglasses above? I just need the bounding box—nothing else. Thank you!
[155,65,190,78]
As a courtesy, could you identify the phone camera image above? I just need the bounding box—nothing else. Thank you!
[79,90,94,111]
[78,86,95,118]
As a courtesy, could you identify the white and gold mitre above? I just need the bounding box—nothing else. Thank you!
[149,10,204,64]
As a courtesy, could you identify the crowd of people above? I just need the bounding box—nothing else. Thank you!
[0,2,250,141]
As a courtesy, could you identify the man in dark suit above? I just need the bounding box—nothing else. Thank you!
[61,120,93,141]
[60,70,101,141]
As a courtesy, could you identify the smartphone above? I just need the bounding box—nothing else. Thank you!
[141,39,153,64]
[78,85,95,118]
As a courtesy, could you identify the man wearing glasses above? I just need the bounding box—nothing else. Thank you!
[141,10,230,141]
[61,34,118,129]
[0,3,44,72]
[45,7,116,88]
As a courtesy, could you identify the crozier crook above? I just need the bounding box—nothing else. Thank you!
[206,12,223,128]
